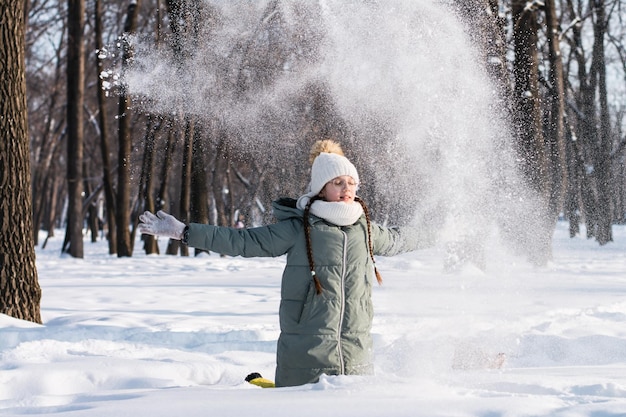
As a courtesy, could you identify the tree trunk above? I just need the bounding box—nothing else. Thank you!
[179,116,195,256]
[32,132,63,245]
[43,168,61,244]
[512,1,548,195]
[191,125,209,226]
[83,162,99,242]
[95,0,118,254]
[565,120,583,237]
[65,0,86,258]
[139,116,161,254]
[162,0,204,255]
[31,29,65,246]
[511,0,552,264]
[565,0,597,237]
[0,0,42,323]
[544,0,568,219]
[116,1,140,257]
[166,116,194,256]
[454,0,511,101]
[590,0,613,244]
[191,123,210,256]
[157,125,177,213]
[213,136,229,228]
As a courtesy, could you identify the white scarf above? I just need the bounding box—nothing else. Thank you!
[296,194,364,226]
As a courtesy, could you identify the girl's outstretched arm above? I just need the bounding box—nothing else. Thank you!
[186,220,301,258]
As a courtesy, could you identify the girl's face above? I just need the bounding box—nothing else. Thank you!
[320,175,358,203]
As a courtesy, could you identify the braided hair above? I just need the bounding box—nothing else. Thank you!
[303,195,382,295]
[303,195,323,294]
[355,196,383,286]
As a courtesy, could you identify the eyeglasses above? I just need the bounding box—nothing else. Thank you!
[328,178,359,190]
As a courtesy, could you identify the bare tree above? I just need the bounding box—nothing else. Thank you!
[511,0,554,263]
[160,0,208,256]
[0,0,42,323]
[544,0,568,219]
[561,0,616,244]
[212,135,229,228]
[512,1,549,196]
[116,0,141,257]
[190,124,211,255]
[138,115,162,254]
[29,13,66,246]
[65,0,86,257]
[174,116,194,256]
[589,0,613,244]
[94,0,118,254]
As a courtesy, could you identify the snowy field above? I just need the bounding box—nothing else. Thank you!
[2,222,626,417]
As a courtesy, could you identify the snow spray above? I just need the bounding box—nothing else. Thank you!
[124,0,547,266]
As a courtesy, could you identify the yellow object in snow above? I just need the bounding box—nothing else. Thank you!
[245,372,275,388]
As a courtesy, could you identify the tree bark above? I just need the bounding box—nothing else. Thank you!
[590,0,613,244]
[191,123,210,256]
[212,135,229,229]
[116,0,140,257]
[544,0,568,219]
[30,27,65,246]
[157,126,177,213]
[512,1,548,193]
[0,0,42,323]
[83,162,99,242]
[166,116,194,256]
[65,0,86,257]
[564,0,597,237]
[511,0,552,264]
[179,116,194,256]
[163,0,204,256]
[95,0,118,254]
[139,116,161,254]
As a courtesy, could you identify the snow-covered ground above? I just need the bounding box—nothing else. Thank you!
[2,222,626,416]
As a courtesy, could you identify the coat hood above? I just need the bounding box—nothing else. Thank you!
[272,198,304,222]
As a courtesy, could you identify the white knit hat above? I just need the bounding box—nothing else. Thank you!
[296,140,363,223]
[309,151,359,196]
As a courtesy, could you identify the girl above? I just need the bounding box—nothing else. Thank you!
[138,140,427,387]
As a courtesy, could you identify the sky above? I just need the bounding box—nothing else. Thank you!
[1,222,626,417]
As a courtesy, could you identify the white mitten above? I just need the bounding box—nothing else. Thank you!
[138,210,185,240]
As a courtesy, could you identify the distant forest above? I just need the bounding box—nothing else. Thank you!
[6,0,626,258]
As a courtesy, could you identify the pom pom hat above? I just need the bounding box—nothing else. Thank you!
[299,139,383,295]
[307,140,359,197]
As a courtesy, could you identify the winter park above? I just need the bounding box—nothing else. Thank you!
[2,1,626,417]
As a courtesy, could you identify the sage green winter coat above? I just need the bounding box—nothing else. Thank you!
[186,198,422,387]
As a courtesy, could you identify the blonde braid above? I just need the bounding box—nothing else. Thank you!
[355,197,383,285]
